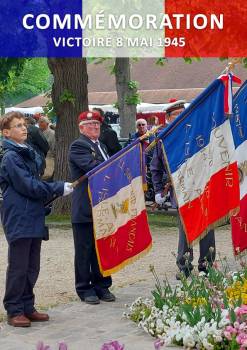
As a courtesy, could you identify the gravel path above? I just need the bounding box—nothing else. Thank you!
[0,222,240,323]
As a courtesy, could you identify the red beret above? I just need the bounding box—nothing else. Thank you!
[168,98,177,103]
[78,110,103,125]
[166,100,186,113]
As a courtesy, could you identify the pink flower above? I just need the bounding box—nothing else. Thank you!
[225,325,237,335]
[234,322,240,329]
[58,342,68,350]
[154,339,165,350]
[236,305,247,316]
[101,341,124,350]
[224,331,233,340]
[236,333,247,346]
[36,342,51,350]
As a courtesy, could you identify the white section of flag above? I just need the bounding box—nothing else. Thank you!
[92,176,145,239]
[172,119,236,207]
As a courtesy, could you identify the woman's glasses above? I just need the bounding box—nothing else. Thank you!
[9,123,27,129]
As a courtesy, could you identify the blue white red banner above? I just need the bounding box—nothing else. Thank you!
[1,0,247,57]
[157,78,240,244]
[87,142,152,276]
[230,81,247,256]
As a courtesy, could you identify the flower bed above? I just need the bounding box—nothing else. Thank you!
[124,259,247,349]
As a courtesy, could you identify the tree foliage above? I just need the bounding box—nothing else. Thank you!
[0,58,27,112]
[5,58,51,106]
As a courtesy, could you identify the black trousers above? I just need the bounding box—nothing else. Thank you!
[3,238,42,316]
[176,215,216,272]
[72,223,112,299]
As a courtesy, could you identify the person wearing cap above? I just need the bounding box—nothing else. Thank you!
[0,111,73,327]
[93,107,121,156]
[38,116,55,181]
[150,100,215,279]
[68,110,115,305]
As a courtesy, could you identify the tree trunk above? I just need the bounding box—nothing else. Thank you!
[0,99,5,115]
[115,58,137,138]
[47,58,88,214]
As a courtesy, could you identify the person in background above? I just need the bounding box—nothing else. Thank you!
[150,100,216,279]
[131,118,155,154]
[69,110,115,305]
[38,116,55,153]
[38,116,55,181]
[33,113,41,124]
[0,111,73,327]
[93,108,121,156]
[25,116,49,176]
[134,118,148,137]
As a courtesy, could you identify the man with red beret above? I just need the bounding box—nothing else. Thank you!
[68,111,115,305]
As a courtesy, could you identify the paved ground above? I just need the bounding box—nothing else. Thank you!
[0,222,241,350]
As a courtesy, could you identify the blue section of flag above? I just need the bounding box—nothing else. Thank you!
[231,81,247,148]
[157,79,225,173]
[0,0,82,57]
[88,143,142,206]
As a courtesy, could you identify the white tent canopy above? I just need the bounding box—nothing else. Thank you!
[90,103,171,113]
[5,106,44,114]
[5,101,189,116]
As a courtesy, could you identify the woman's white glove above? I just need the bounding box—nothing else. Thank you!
[63,182,74,196]
[155,193,165,205]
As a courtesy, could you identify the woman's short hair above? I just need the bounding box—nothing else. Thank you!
[0,112,24,131]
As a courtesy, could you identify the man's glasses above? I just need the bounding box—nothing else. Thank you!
[9,123,27,129]
[137,124,146,126]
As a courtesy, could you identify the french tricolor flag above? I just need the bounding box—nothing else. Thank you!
[87,142,152,276]
[230,81,247,256]
[158,77,240,244]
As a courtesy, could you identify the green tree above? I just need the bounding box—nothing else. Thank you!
[5,58,52,106]
[0,58,27,114]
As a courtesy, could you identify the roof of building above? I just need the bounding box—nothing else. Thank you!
[15,58,245,107]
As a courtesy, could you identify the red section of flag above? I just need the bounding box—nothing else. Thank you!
[231,194,247,256]
[179,163,240,243]
[165,0,247,57]
[96,210,152,276]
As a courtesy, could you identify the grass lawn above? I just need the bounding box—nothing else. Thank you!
[45,210,230,230]
[46,211,179,228]
[147,211,178,227]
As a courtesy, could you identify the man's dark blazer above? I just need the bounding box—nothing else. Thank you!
[68,134,108,223]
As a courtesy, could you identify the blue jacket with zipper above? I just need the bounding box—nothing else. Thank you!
[0,139,64,243]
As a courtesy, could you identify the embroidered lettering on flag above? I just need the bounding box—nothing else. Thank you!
[87,142,152,276]
[230,81,247,256]
[157,77,240,244]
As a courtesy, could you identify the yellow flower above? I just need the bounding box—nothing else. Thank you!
[185,297,207,307]
[225,278,247,304]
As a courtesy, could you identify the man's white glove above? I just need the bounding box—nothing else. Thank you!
[155,193,166,205]
[63,182,74,196]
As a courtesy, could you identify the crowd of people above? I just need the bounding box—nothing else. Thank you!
[0,103,215,328]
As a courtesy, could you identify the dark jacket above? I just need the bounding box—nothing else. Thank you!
[99,122,121,156]
[150,139,176,208]
[26,125,50,175]
[69,134,108,223]
[0,139,64,243]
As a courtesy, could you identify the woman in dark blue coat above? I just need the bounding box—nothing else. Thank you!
[0,112,73,327]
